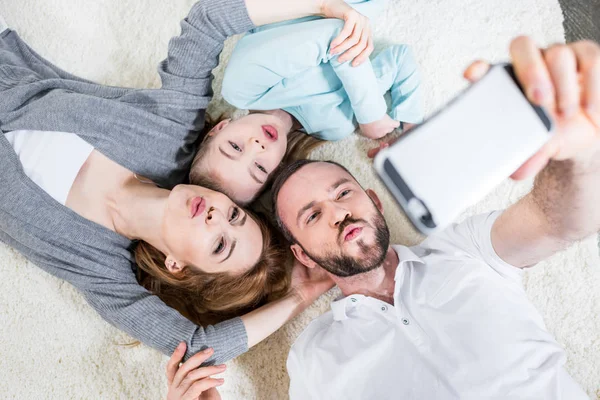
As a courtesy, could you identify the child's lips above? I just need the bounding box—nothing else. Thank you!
[262,125,278,142]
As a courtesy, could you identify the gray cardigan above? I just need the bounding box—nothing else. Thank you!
[0,0,254,363]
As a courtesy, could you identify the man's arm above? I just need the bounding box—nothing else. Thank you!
[476,38,600,268]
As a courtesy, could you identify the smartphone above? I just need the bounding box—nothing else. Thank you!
[373,64,553,235]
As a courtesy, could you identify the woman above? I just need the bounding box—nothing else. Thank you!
[188,0,424,204]
[0,0,372,363]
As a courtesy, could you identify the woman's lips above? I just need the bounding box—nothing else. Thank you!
[343,226,363,241]
[262,125,278,142]
[190,196,206,218]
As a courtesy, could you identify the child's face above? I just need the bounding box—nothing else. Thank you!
[197,111,292,203]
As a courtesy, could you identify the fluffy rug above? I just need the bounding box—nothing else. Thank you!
[1,0,599,399]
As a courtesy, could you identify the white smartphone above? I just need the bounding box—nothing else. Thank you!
[373,64,554,235]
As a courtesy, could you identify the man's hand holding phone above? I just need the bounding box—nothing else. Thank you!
[465,37,600,179]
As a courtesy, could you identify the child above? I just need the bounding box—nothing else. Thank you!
[190,0,423,203]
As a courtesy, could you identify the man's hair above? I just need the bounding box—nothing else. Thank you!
[271,159,356,243]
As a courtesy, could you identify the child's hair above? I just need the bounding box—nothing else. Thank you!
[188,113,324,205]
[134,209,291,326]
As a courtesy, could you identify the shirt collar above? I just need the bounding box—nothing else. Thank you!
[331,245,425,321]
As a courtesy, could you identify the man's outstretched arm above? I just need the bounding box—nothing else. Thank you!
[479,37,600,268]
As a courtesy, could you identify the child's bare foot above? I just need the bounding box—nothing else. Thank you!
[359,114,400,139]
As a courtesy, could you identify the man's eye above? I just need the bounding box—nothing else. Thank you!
[214,237,225,254]
[256,163,267,174]
[229,207,240,222]
[229,142,242,152]
[307,212,320,224]
[338,190,351,199]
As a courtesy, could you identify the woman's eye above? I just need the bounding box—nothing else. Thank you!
[214,237,225,254]
[229,207,240,222]
[229,142,242,152]
[256,163,267,174]
[307,212,320,224]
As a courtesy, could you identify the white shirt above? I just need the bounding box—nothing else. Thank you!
[5,130,94,205]
[287,212,588,400]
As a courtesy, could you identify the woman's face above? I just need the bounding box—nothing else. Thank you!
[197,110,292,203]
[161,184,263,275]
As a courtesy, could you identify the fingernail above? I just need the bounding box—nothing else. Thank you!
[217,379,225,385]
[203,348,213,354]
[177,342,185,350]
[218,364,227,370]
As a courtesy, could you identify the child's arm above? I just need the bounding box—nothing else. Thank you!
[223,0,391,137]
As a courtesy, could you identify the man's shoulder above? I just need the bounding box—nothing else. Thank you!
[290,310,336,354]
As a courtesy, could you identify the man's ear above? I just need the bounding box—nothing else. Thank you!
[290,244,318,269]
[164,255,185,275]
[208,119,231,136]
[366,189,384,214]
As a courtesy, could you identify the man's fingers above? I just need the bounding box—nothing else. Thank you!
[166,342,186,386]
[463,60,490,83]
[351,31,374,66]
[511,140,557,180]
[173,348,214,389]
[367,142,389,159]
[572,40,600,127]
[510,36,554,108]
[179,365,226,393]
[544,44,579,117]
[182,379,225,400]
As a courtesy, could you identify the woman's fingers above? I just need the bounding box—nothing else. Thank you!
[544,44,579,118]
[330,11,359,52]
[352,35,374,67]
[338,29,369,64]
[166,342,187,386]
[182,379,225,400]
[179,364,227,393]
[572,40,600,127]
[172,348,215,389]
[509,36,555,108]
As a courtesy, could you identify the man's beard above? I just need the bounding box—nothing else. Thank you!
[300,209,390,278]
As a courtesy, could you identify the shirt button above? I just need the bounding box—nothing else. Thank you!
[402,318,410,325]
[381,306,387,311]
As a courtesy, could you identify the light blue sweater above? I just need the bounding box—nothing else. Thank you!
[222,0,424,140]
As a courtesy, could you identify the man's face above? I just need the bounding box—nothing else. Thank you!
[276,163,390,277]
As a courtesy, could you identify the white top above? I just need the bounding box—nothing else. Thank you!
[5,130,94,205]
[287,212,588,400]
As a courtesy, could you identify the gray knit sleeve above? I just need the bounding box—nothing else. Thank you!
[83,278,248,363]
[157,0,255,98]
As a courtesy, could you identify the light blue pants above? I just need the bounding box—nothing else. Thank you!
[222,0,423,140]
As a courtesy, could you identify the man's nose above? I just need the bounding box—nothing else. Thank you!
[330,205,351,228]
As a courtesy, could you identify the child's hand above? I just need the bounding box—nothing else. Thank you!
[359,114,400,139]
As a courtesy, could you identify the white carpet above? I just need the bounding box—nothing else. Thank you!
[1,0,598,399]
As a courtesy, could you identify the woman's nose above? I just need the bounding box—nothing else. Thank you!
[206,207,223,224]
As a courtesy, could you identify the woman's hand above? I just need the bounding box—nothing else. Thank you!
[290,260,335,306]
[166,343,225,400]
[464,37,600,179]
[322,0,374,66]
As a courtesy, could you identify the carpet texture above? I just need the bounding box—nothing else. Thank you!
[0,0,598,399]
